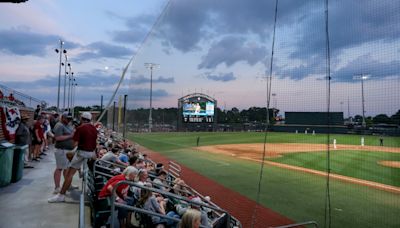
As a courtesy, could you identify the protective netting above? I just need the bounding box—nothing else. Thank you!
[104,1,400,227]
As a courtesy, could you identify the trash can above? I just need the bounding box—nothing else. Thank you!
[0,141,15,187]
[12,144,28,183]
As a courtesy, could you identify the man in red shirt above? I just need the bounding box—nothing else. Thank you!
[49,112,97,203]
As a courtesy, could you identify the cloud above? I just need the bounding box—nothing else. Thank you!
[156,0,311,53]
[291,0,400,59]
[130,75,175,84]
[111,14,155,44]
[0,69,128,106]
[205,72,236,82]
[332,55,400,82]
[75,41,133,62]
[0,27,79,56]
[198,36,267,69]
[276,54,400,82]
[128,88,170,101]
[275,56,324,80]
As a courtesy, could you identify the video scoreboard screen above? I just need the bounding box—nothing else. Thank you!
[182,98,214,123]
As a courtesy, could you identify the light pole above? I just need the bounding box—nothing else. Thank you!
[353,74,370,128]
[144,63,159,132]
[63,55,69,110]
[54,40,65,112]
[72,82,77,117]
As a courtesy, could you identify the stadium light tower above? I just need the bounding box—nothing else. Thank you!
[353,74,370,128]
[54,40,66,112]
[144,63,160,132]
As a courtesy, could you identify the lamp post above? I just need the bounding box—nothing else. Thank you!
[63,56,69,110]
[67,63,73,112]
[353,74,370,128]
[144,63,159,132]
[54,40,66,112]
[70,74,75,113]
[72,82,77,117]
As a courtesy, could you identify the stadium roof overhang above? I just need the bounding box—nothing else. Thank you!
[178,92,216,103]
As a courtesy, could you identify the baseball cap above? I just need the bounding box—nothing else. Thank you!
[81,112,92,121]
[62,112,73,119]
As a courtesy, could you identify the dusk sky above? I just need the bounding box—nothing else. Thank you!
[0,0,399,117]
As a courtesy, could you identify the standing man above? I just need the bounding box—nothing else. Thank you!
[34,105,41,120]
[48,112,97,203]
[52,112,74,194]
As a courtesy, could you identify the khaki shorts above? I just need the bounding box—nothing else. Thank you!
[54,148,69,169]
[69,150,95,169]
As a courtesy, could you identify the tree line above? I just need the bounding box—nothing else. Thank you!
[48,105,400,126]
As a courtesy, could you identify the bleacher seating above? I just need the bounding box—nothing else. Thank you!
[83,129,241,228]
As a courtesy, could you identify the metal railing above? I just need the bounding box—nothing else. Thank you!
[110,180,232,228]
[168,160,181,177]
[93,159,242,227]
[78,162,87,228]
[272,221,319,228]
[0,83,47,108]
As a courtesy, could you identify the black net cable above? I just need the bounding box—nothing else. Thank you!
[251,0,279,227]
[97,0,172,122]
[324,0,332,227]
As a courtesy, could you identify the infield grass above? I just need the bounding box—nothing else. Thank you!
[129,131,400,228]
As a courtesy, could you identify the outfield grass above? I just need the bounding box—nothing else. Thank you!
[131,131,400,148]
[129,132,400,228]
[267,150,400,187]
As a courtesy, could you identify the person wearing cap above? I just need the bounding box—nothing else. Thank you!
[52,112,74,194]
[15,115,33,168]
[32,115,45,161]
[49,112,97,203]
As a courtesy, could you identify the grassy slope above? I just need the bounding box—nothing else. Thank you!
[130,132,400,227]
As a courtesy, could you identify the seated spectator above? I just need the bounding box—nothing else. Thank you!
[101,146,128,167]
[131,169,151,199]
[119,148,130,163]
[138,188,167,228]
[175,196,210,227]
[155,163,164,175]
[153,170,170,192]
[129,155,139,166]
[172,178,190,197]
[98,166,138,228]
[135,158,146,170]
[179,209,201,228]
[146,162,155,173]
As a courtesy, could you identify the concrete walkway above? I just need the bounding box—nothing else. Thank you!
[0,145,90,228]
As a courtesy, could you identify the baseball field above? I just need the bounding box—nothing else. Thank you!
[129,132,400,228]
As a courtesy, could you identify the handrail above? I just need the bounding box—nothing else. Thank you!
[78,162,87,228]
[0,83,47,108]
[93,159,241,227]
[110,180,232,228]
[272,221,319,228]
